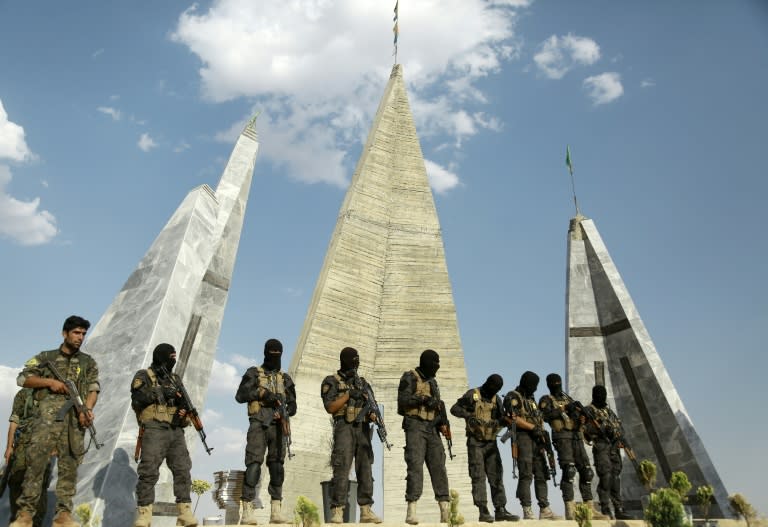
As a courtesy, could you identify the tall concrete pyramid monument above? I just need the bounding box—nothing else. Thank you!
[283,64,472,523]
[565,214,729,517]
[74,120,259,527]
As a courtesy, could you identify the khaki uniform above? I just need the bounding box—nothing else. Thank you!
[15,348,99,516]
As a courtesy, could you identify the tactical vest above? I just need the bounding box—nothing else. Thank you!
[247,368,286,416]
[546,394,575,432]
[586,404,618,440]
[467,389,502,440]
[137,368,181,425]
[33,349,92,402]
[331,374,365,423]
[404,370,437,421]
[511,390,543,428]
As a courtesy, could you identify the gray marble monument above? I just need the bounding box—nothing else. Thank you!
[280,64,472,524]
[566,214,729,517]
[72,121,259,527]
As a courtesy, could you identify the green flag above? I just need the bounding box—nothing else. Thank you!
[566,145,574,176]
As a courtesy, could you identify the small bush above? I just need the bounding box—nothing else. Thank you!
[696,485,714,522]
[574,502,592,527]
[639,459,658,491]
[644,488,688,527]
[191,478,212,513]
[669,471,692,503]
[729,494,757,527]
[449,489,464,527]
[294,495,320,527]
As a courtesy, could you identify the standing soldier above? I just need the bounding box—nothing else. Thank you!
[131,343,198,527]
[397,349,451,525]
[502,371,559,521]
[538,374,608,520]
[584,385,632,520]
[235,338,296,525]
[321,347,382,524]
[450,374,519,523]
[11,315,100,527]
[3,388,54,527]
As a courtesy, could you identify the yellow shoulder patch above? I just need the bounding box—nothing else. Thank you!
[24,357,39,367]
[321,383,330,394]
[132,378,144,389]
[510,398,519,407]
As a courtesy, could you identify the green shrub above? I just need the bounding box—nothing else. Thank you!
[729,494,757,527]
[669,471,692,503]
[644,488,688,527]
[696,485,714,522]
[574,502,592,527]
[639,459,658,491]
[191,478,212,513]
[449,489,464,527]
[294,495,321,527]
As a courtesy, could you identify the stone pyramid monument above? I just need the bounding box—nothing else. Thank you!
[565,214,729,517]
[281,64,472,523]
[73,119,259,527]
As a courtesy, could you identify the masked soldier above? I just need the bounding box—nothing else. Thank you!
[450,374,519,523]
[131,343,197,527]
[11,315,99,527]
[321,347,382,524]
[538,374,608,520]
[397,349,451,525]
[584,385,632,520]
[4,388,54,527]
[502,371,560,521]
[235,338,297,525]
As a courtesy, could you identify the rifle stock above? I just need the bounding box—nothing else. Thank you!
[353,373,392,450]
[160,366,213,455]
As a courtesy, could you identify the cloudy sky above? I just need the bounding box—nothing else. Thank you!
[1,0,767,520]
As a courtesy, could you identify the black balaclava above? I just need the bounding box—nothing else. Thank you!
[418,349,440,379]
[479,374,504,399]
[546,373,563,396]
[592,385,608,408]
[152,343,176,373]
[339,347,360,376]
[262,338,283,371]
[517,371,539,397]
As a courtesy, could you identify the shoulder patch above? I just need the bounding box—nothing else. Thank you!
[540,399,549,409]
[510,398,519,407]
[24,357,39,367]
[322,383,330,394]
[132,377,144,389]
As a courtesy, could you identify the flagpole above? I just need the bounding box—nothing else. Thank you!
[393,0,399,64]
[566,146,581,216]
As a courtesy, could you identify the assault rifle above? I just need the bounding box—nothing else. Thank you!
[499,417,518,478]
[0,459,10,498]
[438,400,455,460]
[40,361,103,449]
[353,373,392,450]
[534,425,558,486]
[160,366,213,455]
[274,395,294,459]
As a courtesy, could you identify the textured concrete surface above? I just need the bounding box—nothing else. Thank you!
[565,215,729,518]
[68,123,259,527]
[197,521,765,527]
[282,64,472,525]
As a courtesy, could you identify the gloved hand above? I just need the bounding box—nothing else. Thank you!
[566,401,580,414]
[424,397,441,411]
[162,385,179,401]
[468,417,481,429]
[262,391,278,407]
[348,388,364,401]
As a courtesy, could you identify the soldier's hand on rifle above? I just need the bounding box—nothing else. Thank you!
[78,408,94,428]
[348,387,364,401]
[162,385,179,401]
[423,396,441,411]
[47,378,68,394]
[439,424,451,440]
[468,417,481,429]
[368,412,378,423]
[4,445,13,464]
[262,391,279,407]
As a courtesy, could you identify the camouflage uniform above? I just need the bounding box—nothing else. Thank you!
[584,404,623,514]
[321,372,377,508]
[397,370,449,503]
[14,348,99,517]
[131,367,193,506]
[502,390,551,509]
[235,366,297,502]
[538,392,594,502]
[6,389,53,527]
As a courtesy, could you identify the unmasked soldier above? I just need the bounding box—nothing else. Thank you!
[450,374,519,523]
[235,338,297,525]
[502,371,560,521]
[397,349,451,525]
[131,343,197,527]
[4,388,54,527]
[321,347,382,524]
[11,315,99,527]
[584,385,631,520]
[538,374,608,521]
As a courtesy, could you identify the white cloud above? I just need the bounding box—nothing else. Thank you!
[229,353,254,370]
[0,99,33,162]
[172,0,525,191]
[92,48,105,58]
[208,359,241,394]
[137,132,157,152]
[424,159,460,194]
[0,165,58,245]
[97,106,121,121]
[583,72,624,105]
[173,141,191,153]
[533,34,601,79]
[641,78,656,88]
[0,365,21,418]
[205,425,245,454]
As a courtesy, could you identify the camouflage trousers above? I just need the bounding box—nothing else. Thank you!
[135,423,192,506]
[403,417,449,502]
[8,438,54,527]
[592,439,622,509]
[330,419,374,508]
[551,431,594,502]
[16,411,84,515]
[514,431,550,508]
[242,418,286,501]
[466,436,507,509]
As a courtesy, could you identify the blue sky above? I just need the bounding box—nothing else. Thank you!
[1,0,766,520]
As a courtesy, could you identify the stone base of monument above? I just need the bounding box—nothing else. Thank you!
[187,520,762,527]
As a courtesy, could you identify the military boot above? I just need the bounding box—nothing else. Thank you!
[439,501,451,523]
[176,503,198,526]
[539,506,562,520]
[405,501,419,525]
[134,505,153,527]
[329,506,344,524]
[564,501,576,520]
[521,506,534,520]
[270,499,290,524]
[10,510,34,527]
[52,511,80,527]
[600,505,614,520]
[360,505,382,524]
[495,506,520,522]
[614,506,632,520]
[586,501,610,520]
[478,504,494,522]
[240,500,259,525]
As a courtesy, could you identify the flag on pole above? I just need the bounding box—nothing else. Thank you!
[566,145,574,176]
[393,1,399,45]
